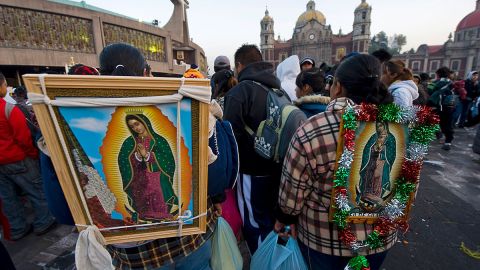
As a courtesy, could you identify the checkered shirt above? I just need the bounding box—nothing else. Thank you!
[108,205,217,270]
[278,97,397,257]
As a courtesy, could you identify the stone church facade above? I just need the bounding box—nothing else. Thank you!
[260,0,372,67]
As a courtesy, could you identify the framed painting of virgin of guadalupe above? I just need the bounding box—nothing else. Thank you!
[22,75,210,244]
[329,104,438,225]
[349,121,405,216]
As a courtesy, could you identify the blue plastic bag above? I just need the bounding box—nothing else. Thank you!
[251,231,308,270]
[211,217,243,270]
[278,237,308,270]
[250,231,291,270]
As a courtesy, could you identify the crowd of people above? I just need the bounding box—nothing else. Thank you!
[0,42,479,270]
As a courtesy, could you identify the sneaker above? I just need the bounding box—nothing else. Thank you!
[34,220,57,236]
[10,224,33,241]
[442,143,452,151]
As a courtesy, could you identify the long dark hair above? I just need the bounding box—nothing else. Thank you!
[212,69,237,99]
[295,68,325,94]
[384,60,413,82]
[335,54,393,105]
[100,43,146,76]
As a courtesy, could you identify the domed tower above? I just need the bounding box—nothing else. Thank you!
[260,8,275,62]
[292,1,332,64]
[352,0,372,53]
[453,0,480,73]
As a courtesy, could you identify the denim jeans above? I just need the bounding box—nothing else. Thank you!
[453,100,471,127]
[156,239,212,270]
[459,100,472,127]
[298,241,388,270]
[453,102,463,125]
[0,158,55,238]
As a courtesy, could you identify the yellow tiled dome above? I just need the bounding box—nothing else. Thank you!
[262,10,273,22]
[356,0,370,11]
[296,9,326,27]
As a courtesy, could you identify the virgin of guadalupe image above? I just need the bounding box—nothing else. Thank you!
[356,121,396,212]
[118,113,178,222]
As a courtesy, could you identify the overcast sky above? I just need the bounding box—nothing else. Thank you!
[85,0,476,73]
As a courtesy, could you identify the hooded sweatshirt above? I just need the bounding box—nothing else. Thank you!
[465,71,479,100]
[388,80,419,107]
[223,61,282,176]
[466,71,477,80]
[294,94,331,118]
[0,99,38,164]
[453,80,467,100]
[276,55,300,101]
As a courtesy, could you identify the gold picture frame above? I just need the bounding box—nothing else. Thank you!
[23,75,209,244]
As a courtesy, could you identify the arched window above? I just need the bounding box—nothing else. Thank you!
[362,12,367,20]
[451,60,460,72]
[361,25,366,35]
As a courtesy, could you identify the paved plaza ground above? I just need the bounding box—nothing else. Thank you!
[2,127,480,270]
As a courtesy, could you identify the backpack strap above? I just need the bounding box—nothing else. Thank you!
[242,80,275,136]
[242,80,285,97]
[4,102,15,120]
[15,104,36,127]
[242,80,288,133]
[245,125,255,136]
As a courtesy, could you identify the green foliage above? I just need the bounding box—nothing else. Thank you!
[368,31,408,55]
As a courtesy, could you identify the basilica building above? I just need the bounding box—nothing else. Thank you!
[260,0,372,67]
[393,0,480,78]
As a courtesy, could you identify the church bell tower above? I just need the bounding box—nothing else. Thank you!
[260,8,275,62]
[352,0,372,53]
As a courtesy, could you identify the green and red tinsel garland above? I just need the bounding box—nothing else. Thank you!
[333,103,440,268]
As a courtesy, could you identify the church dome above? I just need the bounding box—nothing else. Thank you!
[456,9,480,31]
[296,1,326,27]
[262,9,273,22]
[355,0,370,11]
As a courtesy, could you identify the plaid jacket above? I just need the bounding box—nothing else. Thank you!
[108,205,217,270]
[277,98,397,257]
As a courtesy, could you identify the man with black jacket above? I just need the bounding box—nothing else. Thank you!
[428,67,455,150]
[465,71,479,127]
[223,44,282,253]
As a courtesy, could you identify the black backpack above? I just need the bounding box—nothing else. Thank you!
[439,82,458,108]
[244,81,307,163]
